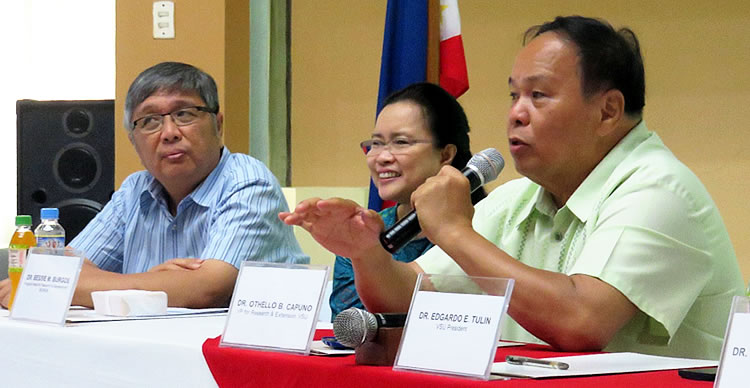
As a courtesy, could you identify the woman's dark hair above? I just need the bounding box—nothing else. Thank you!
[524,16,645,117]
[382,82,486,204]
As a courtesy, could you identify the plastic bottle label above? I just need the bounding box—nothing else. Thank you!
[37,236,65,249]
[8,248,27,268]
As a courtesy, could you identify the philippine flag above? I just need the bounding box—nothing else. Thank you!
[368,0,428,211]
[368,0,469,211]
[439,0,469,98]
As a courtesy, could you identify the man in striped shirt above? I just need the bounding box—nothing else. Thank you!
[3,62,308,309]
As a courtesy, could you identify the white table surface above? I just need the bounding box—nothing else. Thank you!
[0,310,226,388]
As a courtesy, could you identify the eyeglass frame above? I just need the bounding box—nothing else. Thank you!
[130,105,218,134]
[360,137,434,157]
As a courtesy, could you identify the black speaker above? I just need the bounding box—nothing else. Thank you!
[17,100,115,244]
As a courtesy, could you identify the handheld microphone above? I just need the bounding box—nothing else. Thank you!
[333,307,407,348]
[379,148,505,254]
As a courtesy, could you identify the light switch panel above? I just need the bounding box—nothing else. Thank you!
[153,1,175,39]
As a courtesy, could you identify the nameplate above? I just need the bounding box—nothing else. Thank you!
[9,249,83,326]
[220,262,329,355]
[716,296,750,387]
[394,274,514,380]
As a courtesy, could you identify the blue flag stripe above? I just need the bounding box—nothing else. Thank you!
[369,0,429,211]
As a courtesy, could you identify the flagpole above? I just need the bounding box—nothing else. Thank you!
[426,0,440,84]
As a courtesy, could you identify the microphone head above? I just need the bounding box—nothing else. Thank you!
[332,307,378,348]
[468,148,505,185]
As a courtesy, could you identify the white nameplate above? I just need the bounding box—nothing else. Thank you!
[9,250,83,326]
[716,300,750,387]
[395,288,510,379]
[220,262,329,355]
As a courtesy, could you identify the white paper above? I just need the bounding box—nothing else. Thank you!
[395,291,506,377]
[309,340,355,356]
[492,352,717,378]
[497,341,524,348]
[221,264,328,353]
[65,307,228,323]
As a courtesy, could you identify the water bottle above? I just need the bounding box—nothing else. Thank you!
[34,208,66,249]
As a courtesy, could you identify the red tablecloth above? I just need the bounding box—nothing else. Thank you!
[202,330,712,387]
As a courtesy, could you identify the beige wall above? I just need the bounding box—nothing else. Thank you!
[290,1,385,187]
[290,1,750,281]
[115,0,249,185]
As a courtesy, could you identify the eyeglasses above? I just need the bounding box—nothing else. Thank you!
[131,106,217,134]
[360,138,432,156]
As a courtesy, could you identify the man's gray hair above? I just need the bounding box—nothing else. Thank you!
[124,62,219,130]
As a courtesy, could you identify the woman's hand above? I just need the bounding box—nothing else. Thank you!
[279,197,385,259]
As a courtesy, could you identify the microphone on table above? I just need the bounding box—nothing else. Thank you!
[333,307,407,348]
[379,148,505,254]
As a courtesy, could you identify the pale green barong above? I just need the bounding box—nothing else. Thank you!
[418,121,743,360]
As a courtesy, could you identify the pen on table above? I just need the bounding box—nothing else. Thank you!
[506,355,570,370]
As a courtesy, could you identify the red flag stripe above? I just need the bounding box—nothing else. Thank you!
[439,35,469,98]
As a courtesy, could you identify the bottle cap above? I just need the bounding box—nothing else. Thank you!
[15,215,32,226]
[40,208,59,219]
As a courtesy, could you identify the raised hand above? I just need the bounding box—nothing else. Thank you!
[279,197,385,259]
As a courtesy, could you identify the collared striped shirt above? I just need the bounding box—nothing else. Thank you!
[70,147,308,273]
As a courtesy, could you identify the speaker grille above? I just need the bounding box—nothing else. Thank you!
[53,143,101,193]
[17,99,114,244]
[63,108,93,137]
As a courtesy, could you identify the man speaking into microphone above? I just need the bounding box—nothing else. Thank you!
[280,16,743,360]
